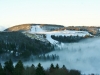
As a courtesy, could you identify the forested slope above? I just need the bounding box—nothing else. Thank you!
[0,31,54,60]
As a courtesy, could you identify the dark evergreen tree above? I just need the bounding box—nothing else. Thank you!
[23,64,36,75]
[4,59,14,75]
[55,64,59,69]
[35,63,45,75]
[14,60,24,75]
[62,65,69,75]
[62,65,66,69]
[0,63,4,75]
[49,63,55,72]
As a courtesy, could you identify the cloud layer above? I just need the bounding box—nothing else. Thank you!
[24,38,100,74]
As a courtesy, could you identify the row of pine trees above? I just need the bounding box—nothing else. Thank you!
[0,59,81,75]
[51,35,91,43]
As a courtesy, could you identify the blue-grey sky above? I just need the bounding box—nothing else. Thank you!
[0,0,100,27]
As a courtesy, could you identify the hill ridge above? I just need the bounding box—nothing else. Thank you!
[4,24,64,32]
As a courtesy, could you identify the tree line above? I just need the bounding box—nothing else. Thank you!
[33,54,59,61]
[51,35,92,43]
[0,59,81,75]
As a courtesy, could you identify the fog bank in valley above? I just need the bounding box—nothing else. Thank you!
[23,37,100,74]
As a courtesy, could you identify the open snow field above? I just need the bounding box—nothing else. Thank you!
[29,25,91,44]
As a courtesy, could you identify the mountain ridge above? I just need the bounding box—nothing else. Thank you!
[4,24,64,32]
[4,23,100,36]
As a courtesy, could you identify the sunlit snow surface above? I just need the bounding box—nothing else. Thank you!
[30,25,91,44]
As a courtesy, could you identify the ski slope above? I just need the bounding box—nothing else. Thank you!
[30,25,44,33]
[29,25,92,44]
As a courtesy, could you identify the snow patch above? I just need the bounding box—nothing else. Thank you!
[46,34,58,44]
[30,25,44,33]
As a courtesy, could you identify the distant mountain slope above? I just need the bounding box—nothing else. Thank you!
[4,24,93,44]
[4,24,100,36]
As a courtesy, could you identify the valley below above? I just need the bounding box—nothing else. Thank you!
[0,24,100,74]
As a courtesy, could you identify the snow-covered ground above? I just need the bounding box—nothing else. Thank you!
[29,25,91,44]
[30,25,44,33]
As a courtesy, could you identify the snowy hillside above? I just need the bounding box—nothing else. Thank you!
[28,25,92,44]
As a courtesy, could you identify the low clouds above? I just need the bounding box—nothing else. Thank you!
[24,38,100,74]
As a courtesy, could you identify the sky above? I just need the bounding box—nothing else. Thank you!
[0,0,100,27]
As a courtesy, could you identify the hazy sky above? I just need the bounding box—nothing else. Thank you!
[0,0,100,27]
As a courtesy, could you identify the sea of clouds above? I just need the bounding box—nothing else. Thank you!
[23,37,100,74]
